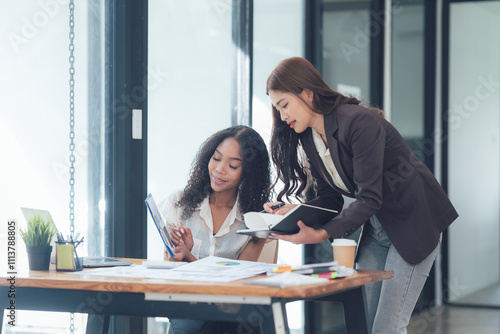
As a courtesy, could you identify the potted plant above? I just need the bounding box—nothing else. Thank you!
[20,212,56,270]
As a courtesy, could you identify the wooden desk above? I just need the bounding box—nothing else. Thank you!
[1,258,393,334]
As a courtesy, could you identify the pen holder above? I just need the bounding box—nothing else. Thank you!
[56,240,83,271]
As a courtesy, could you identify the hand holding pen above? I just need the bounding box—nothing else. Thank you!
[168,222,194,251]
[262,202,295,215]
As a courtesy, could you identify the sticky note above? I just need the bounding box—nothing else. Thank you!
[56,244,75,270]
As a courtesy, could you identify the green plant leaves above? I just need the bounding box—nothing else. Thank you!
[20,212,56,247]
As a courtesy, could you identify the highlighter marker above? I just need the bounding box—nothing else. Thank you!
[272,265,299,273]
[311,272,338,279]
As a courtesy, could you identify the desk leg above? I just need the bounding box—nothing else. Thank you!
[342,287,370,334]
[267,302,288,334]
[86,314,110,334]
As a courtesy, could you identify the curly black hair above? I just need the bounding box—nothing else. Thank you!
[176,125,272,220]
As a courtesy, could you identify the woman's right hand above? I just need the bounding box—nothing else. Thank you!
[263,202,297,215]
[169,223,194,251]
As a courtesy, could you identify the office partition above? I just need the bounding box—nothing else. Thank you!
[445,0,500,308]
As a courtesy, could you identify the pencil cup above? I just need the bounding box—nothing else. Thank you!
[56,240,83,271]
[332,239,356,268]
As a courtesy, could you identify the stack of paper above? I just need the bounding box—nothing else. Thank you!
[243,272,329,287]
[142,260,187,269]
[267,260,339,275]
[71,256,276,283]
[264,260,355,281]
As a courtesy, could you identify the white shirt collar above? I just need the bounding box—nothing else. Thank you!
[197,193,243,236]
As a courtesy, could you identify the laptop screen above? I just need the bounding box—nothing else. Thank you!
[20,207,132,268]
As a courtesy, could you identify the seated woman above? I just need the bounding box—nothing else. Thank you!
[159,125,272,334]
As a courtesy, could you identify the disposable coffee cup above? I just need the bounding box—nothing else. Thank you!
[332,239,357,268]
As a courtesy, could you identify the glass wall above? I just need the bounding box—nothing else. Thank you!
[252,1,305,332]
[147,0,234,261]
[322,4,370,103]
[391,0,441,313]
[447,1,500,307]
[0,1,104,332]
[304,2,373,332]
[147,0,236,332]
[391,1,425,155]
[252,0,304,142]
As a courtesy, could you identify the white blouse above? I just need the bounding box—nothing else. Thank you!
[158,190,251,260]
[311,129,350,194]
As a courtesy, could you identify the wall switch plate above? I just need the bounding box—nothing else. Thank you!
[132,109,142,140]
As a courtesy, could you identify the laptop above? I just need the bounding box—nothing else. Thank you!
[81,257,132,268]
[20,207,132,268]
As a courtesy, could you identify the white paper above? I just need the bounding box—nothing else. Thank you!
[243,272,328,287]
[67,257,276,283]
[142,260,187,269]
[242,212,283,230]
[172,256,274,276]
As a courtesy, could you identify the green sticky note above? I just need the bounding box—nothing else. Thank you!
[57,244,75,270]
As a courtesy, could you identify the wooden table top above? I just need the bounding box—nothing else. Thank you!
[1,258,393,299]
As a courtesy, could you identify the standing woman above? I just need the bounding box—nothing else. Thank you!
[264,57,458,333]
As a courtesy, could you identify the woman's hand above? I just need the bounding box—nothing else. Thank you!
[269,221,329,244]
[263,202,297,215]
[173,244,197,262]
[164,249,174,261]
[168,223,182,246]
[169,223,194,251]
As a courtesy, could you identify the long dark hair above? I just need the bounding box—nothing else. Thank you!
[266,57,361,201]
[177,125,272,220]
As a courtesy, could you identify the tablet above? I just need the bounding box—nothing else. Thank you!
[145,193,176,259]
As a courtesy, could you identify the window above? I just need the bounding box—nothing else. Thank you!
[1,1,105,332]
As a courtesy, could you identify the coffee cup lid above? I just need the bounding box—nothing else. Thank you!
[332,238,357,246]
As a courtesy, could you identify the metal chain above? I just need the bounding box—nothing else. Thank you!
[68,1,76,333]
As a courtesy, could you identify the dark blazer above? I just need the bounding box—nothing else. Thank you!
[300,104,458,265]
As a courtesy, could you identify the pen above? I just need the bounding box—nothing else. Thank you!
[74,247,81,270]
[295,266,338,275]
[74,237,84,249]
[166,223,181,230]
[260,202,285,213]
[272,266,337,274]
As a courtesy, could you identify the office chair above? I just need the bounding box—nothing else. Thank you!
[257,239,279,264]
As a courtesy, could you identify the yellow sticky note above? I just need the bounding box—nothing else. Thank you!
[57,244,75,270]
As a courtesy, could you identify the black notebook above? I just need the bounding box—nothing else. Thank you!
[236,204,338,238]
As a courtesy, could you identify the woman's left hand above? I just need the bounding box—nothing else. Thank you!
[269,221,329,244]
